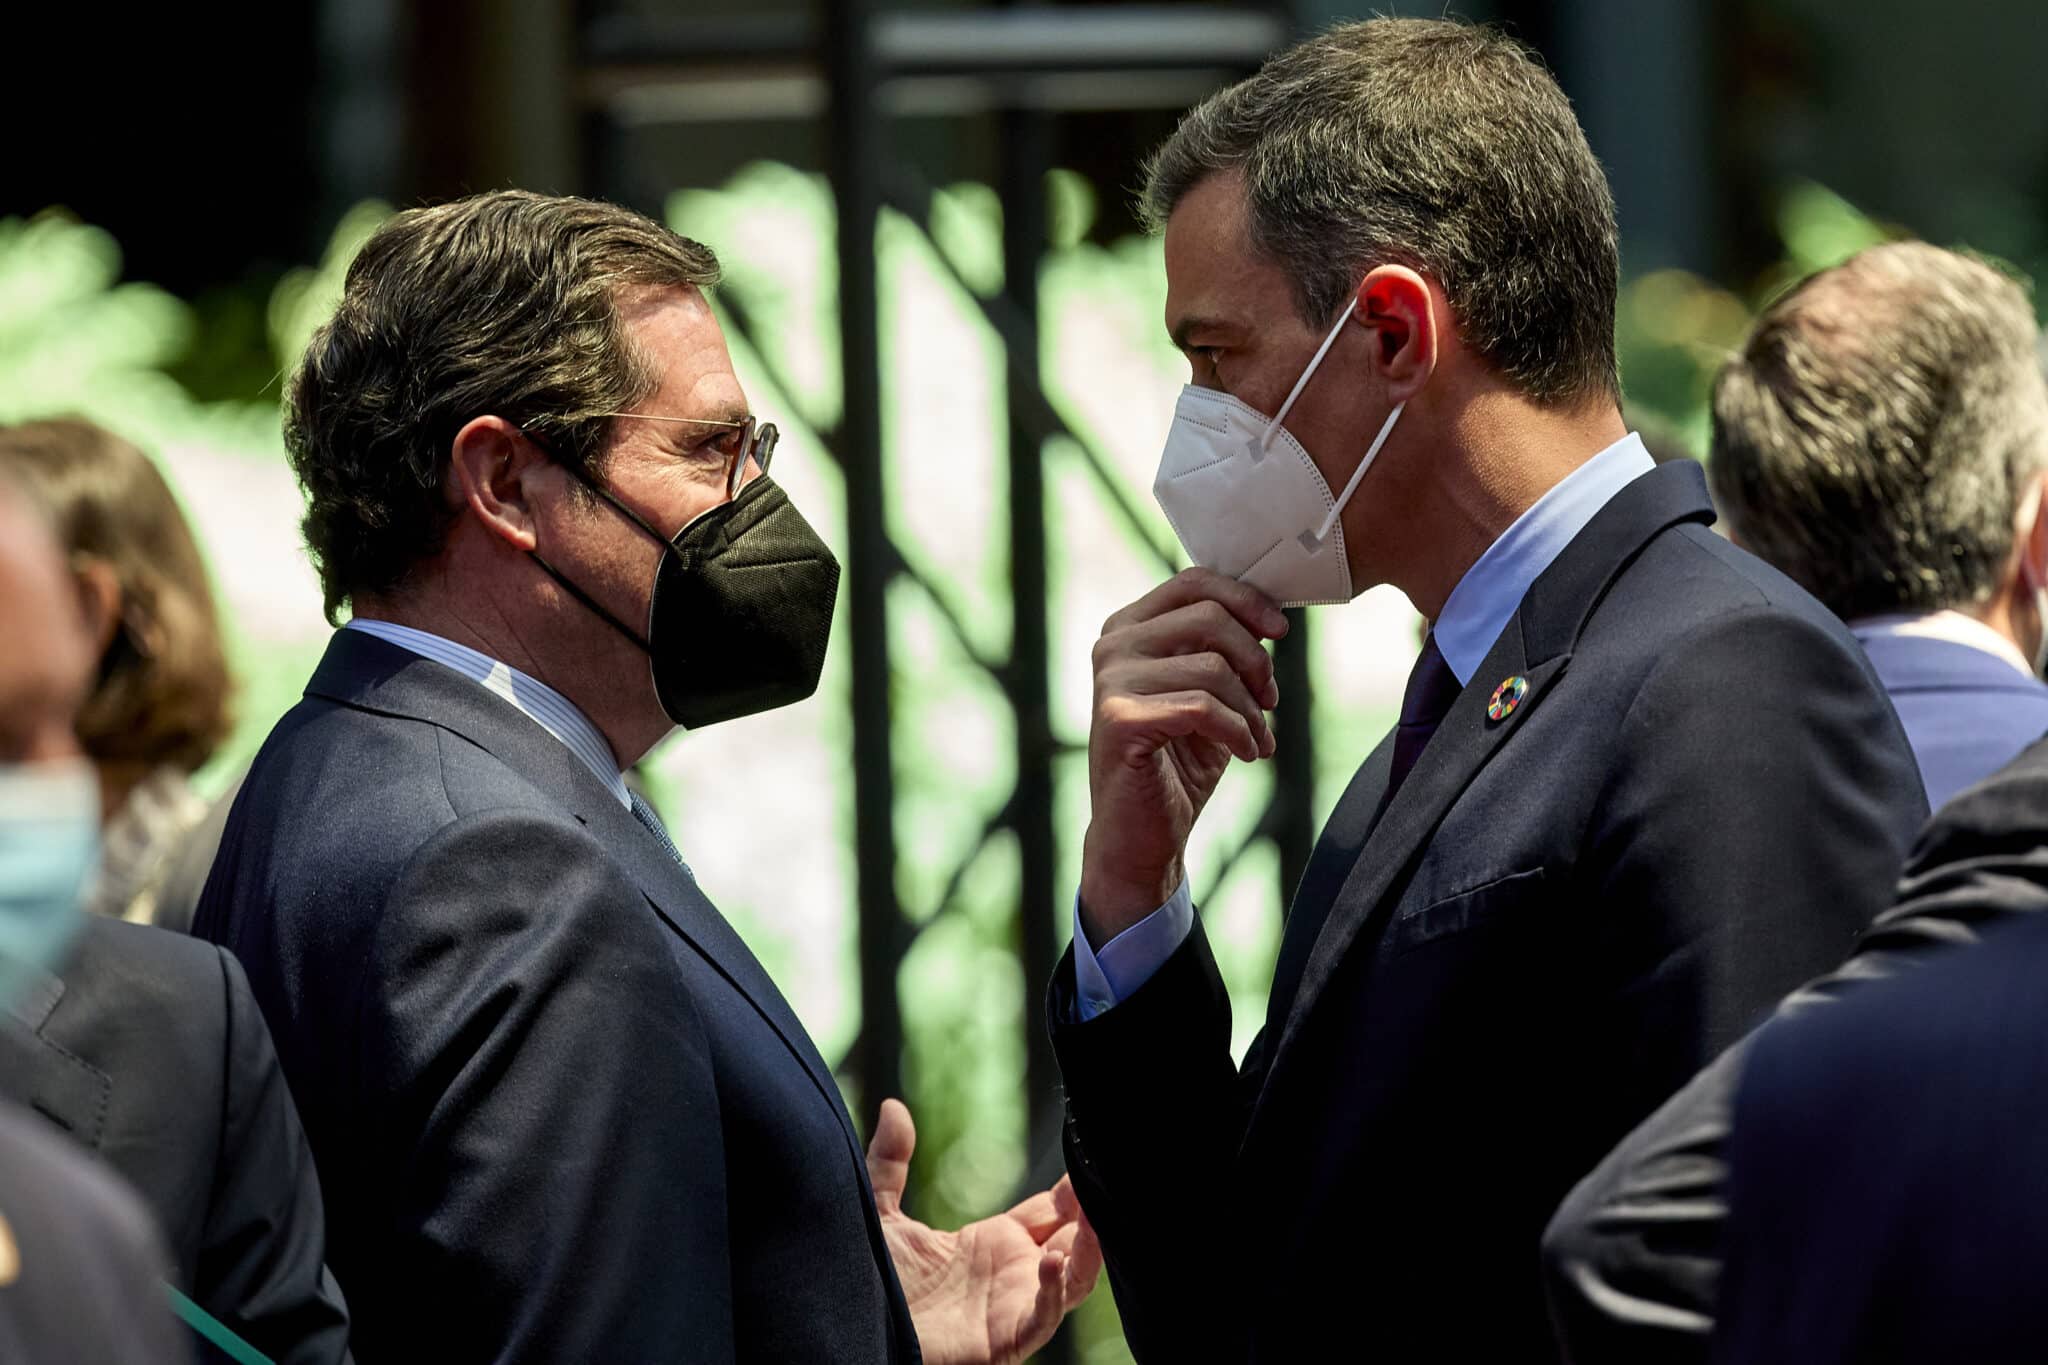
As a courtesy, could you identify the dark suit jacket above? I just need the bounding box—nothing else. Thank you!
[1713,885,2048,1361]
[194,630,918,1364]
[1047,461,1929,1363]
[1851,625,2048,811]
[0,1097,189,1364]
[0,916,349,1365]
[1543,732,2048,1365]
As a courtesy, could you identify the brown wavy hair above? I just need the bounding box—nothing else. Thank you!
[284,190,722,622]
[0,418,233,773]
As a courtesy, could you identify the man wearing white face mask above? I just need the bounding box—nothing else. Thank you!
[1044,19,1928,1363]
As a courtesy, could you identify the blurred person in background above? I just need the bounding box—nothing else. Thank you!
[0,469,196,1363]
[0,417,235,932]
[196,189,1096,1365]
[1544,244,2048,1365]
[0,442,352,1361]
[1049,18,1927,1362]
[1708,243,2048,810]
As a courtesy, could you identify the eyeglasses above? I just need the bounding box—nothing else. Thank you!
[602,411,779,500]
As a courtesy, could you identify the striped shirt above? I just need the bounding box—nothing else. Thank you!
[345,619,632,808]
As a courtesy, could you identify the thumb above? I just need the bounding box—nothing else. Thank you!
[865,1097,915,1216]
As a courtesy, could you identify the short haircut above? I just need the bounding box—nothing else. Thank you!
[1709,243,2048,621]
[0,418,233,774]
[1140,16,1621,406]
[285,190,722,622]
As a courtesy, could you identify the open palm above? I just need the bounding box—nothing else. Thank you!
[866,1099,1101,1365]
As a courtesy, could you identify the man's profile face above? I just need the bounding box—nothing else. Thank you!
[0,496,94,767]
[525,285,763,712]
[1161,172,1403,581]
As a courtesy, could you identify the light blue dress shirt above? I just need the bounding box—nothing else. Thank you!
[1072,432,1657,1018]
[345,619,634,809]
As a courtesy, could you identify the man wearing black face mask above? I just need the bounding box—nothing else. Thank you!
[194,191,1097,1365]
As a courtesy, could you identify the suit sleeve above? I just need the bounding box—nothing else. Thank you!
[196,946,355,1365]
[1048,915,1256,1363]
[1541,687,2048,1365]
[357,809,735,1365]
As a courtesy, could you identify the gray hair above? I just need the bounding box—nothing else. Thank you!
[1709,242,2048,621]
[1140,16,1621,406]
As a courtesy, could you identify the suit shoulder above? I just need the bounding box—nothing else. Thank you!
[1591,524,1869,671]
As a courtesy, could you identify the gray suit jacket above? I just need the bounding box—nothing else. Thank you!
[0,1098,188,1363]
[0,917,351,1365]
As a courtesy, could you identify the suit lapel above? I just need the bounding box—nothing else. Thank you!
[0,975,111,1150]
[1250,460,1718,1121]
[305,630,864,1158]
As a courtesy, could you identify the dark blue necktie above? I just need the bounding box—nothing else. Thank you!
[629,790,692,878]
[1384,633,1462,805]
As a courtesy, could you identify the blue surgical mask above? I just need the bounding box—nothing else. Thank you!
[0,760,98,1009]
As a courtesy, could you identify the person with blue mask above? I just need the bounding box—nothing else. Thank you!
[0,459,353,1365]
[1044,18,1928,1362]
[0,472,188,1363]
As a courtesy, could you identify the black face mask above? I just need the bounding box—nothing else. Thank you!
[531,468,840,730]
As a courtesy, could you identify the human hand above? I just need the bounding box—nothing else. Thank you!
[1079,568,1287,944]
[866,1099,1101,1365]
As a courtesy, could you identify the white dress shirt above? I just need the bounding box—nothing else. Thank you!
[345,619,633,809]
[1072,432,1658,1018]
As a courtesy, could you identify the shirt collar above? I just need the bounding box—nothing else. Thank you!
[344,619,633,807]
[1432,433,1658,686]
[1850,609,2037,680]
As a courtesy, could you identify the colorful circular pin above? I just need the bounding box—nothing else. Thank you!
[1487,675,1528,722]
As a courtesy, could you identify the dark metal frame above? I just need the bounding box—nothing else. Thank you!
[578,9,1308,1347]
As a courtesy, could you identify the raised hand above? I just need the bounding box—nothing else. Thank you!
[1080,568,1288,944]
[865,1099,1101,1365]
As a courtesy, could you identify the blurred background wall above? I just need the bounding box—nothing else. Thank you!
[7,2,2045,1358]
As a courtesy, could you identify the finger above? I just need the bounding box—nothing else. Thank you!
[1114,600,1280,709]
[1022,1248,1069,1347]
[1051,1174,1080,1222]
[1063,1216,1104,1308]
[1103,651,1274,756]
[864,1098,915,1216]
[1005,1187,1067,1242]
[1098,690,1261,764]
[1104,567,1288,640]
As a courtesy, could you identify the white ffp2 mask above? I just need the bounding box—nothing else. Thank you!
[1151,298,1404,607]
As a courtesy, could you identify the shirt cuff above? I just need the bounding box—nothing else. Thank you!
[1071,879,1195,1021]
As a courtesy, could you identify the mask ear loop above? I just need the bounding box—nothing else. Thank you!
[1297,400,1405,554]
[1249,297,1359,463]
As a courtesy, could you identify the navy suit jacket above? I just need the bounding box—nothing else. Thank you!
[1852,626,2048,811]
[1713,748,2048,1363]
[194,631,918,1364]
[1048,461,1929,1363]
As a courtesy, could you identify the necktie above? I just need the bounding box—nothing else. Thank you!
[629,790,692,877]
[1383,633,1462,806]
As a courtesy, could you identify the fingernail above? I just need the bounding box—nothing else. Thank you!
[1266,610,1289,636]
[1262,680,1280,709]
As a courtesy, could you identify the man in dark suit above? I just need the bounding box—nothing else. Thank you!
[197,190,1096,1364]
[1707,242,2048,810]
[1708,744,2048,1363]
[1047,19,1927,1362]
[1542,242,2048,1365]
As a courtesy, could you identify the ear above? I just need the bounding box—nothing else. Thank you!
[447,417,553,553]
[1354,265,1438,403]
[72,557,123,658]
[2022,471,2048,588]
